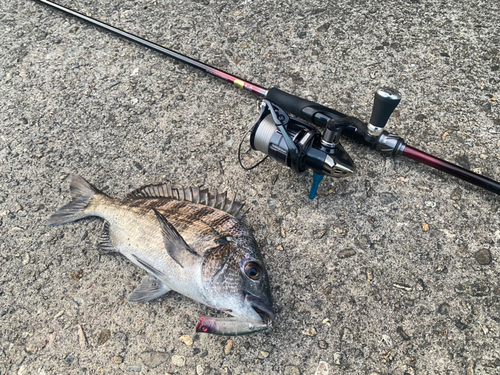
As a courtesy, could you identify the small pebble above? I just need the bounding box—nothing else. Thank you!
[455,319,468,330]
[284,366,300,375]
[422,223,429,232]
[416,279,426,291]
[196,364,204,375]
[450,188,462,200]
[318,340,328,349]
[466,360,475,375]
[314,361,329,375]
[69,269,84,282]
[113,356,123,364]
[276,245,284,251]
[474,249,491,265]
[224,339,233,355]
[314,230,326,239]
[171,355,185,367]
[338,249,356,259]
[261,351,270,358]
[396,326,411,341]
[366,268,373,282]
[303,327,317,336]
[126,365,142,372]
[393,283,412,291]
[179,335,193,346]
[140,351,169,368]
[382,334,392,346]
[77,325,86,350]
[333,352,341,365]
[97,330,111,345]
[437,303,450,315]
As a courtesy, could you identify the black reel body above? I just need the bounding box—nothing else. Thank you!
[242,100,357,198]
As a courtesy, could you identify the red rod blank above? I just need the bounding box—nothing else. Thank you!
[402,145,500,195]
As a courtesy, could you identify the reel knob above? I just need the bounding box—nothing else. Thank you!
[368,87,401,136]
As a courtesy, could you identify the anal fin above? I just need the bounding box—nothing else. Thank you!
[97,222,115,252]
[127,275,170,303]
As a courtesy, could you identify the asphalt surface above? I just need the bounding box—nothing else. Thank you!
[1,0,499,374]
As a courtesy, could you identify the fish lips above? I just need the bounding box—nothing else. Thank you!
[245,293,275,321]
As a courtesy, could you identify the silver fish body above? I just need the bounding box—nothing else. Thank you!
[48,175,274,334]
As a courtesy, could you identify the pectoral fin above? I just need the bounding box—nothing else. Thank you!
[128,275,170,303]
[152,208,199,268]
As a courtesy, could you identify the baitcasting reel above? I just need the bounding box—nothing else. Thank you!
[240,88,403,199]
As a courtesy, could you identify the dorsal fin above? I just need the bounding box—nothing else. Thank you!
[126,183,246,219]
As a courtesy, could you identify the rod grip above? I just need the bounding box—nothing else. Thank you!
[265,87,345,124]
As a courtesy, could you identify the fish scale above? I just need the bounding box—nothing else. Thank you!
[48,175,274,335]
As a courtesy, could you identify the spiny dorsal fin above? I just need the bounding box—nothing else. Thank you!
[126,183,246,219]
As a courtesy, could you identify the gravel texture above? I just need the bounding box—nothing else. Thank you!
[1,0,499,374]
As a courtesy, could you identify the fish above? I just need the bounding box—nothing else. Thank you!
[48,175,274,335]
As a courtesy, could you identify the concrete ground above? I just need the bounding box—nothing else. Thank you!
[1,0,499,374]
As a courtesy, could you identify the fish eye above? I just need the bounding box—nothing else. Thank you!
[244,261,262,280]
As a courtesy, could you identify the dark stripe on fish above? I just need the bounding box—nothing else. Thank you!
[206,214,234,229]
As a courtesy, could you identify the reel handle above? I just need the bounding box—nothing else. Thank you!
[368,88,401,135]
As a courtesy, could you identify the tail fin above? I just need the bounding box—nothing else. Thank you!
[47,175,102,226]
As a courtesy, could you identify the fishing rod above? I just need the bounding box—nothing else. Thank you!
[34,0,500,199]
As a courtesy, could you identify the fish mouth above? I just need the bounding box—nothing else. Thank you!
[246,294,275,321]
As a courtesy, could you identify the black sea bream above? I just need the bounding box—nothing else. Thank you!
[48,175,274,335]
